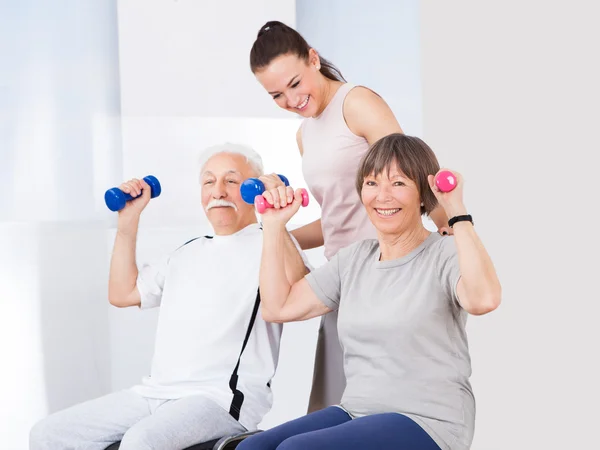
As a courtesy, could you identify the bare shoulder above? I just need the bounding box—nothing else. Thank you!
[344,86,390,116]
[343,86,402,141]
[346,85,384,105]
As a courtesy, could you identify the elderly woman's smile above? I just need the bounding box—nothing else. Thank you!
[375,208,401,217]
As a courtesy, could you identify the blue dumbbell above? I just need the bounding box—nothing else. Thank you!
[240,174,309,213]
[104,175,161,212]
[240,174,290,205]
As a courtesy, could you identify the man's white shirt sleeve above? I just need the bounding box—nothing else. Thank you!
[288,231,314,272]
[136,254,170,309]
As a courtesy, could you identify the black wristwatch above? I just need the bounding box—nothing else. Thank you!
[448,214,473,228]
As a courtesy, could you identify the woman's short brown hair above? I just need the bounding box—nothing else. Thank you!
[355,133,440,215]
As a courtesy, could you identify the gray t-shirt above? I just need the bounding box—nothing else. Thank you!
[305,233,475,450]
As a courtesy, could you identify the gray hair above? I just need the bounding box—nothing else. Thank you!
[198,143,264,178]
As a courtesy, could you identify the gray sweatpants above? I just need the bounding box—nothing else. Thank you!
[29,390,246,450]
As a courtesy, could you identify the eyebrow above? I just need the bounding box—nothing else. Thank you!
[268,75,299,95]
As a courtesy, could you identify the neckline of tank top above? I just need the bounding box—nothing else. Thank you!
[312,82,352,120]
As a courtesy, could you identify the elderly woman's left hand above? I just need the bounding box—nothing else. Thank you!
[260,188,305,227]
[428,169,468,220]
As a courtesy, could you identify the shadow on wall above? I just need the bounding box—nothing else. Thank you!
[38,222,113,413]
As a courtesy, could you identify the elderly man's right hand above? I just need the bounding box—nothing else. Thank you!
[116,178,152,233]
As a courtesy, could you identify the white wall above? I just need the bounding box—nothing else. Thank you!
[0,222,113,447]
[420,1,599,448]
[1,2,120,448]
[0,1,122,222]
[117,0,295,118]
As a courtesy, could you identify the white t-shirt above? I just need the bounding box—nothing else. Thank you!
[131,223,304,430]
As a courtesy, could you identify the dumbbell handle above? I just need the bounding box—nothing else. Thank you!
[104,175,161,212]
[434,170,457,193]
[255,189,310,214]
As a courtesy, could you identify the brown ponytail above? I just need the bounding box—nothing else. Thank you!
[250,21,345,82]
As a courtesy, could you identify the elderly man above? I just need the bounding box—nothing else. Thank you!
[30,144,309,450]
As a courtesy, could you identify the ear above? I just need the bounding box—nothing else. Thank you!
[308,48,320,69]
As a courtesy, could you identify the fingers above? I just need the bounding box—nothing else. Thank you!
[286,189,304,214]
[438,226,453,236]
[258,173,285,190]
[276,185,288,208]
[118,181,130,194]
[140,179,152,199]
[262,189,276,208]
[294,188,306,204]
[428,174,437,192]
[263,186,294,208]
[119,179,144,197]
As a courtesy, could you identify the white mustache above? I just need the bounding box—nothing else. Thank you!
[207,199,238,211]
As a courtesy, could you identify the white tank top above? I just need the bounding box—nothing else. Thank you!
[301,83,377,260]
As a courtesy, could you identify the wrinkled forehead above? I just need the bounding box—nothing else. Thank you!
[201,168,243,179]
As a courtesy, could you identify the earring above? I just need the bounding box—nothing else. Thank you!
[420,202,424,207]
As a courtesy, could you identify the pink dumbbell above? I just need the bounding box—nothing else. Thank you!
[435,170,457,192]
[254,189,310,214]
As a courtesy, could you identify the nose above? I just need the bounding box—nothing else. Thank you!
[287,94,300,109]
[375,184,393,203]
[212,181,227,199]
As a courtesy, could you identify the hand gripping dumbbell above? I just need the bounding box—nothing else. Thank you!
[104,175,161,212]
[240,174,309,214]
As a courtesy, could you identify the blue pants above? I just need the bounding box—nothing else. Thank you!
[237,406,441,450]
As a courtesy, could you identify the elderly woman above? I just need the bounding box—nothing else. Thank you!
[238,133,501,450]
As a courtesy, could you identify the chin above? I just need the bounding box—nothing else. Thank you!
[211,217,237,228]
[208,211,238,223]
[369,216,401,233]
[376,224,401,235]
[289,108,310,117]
